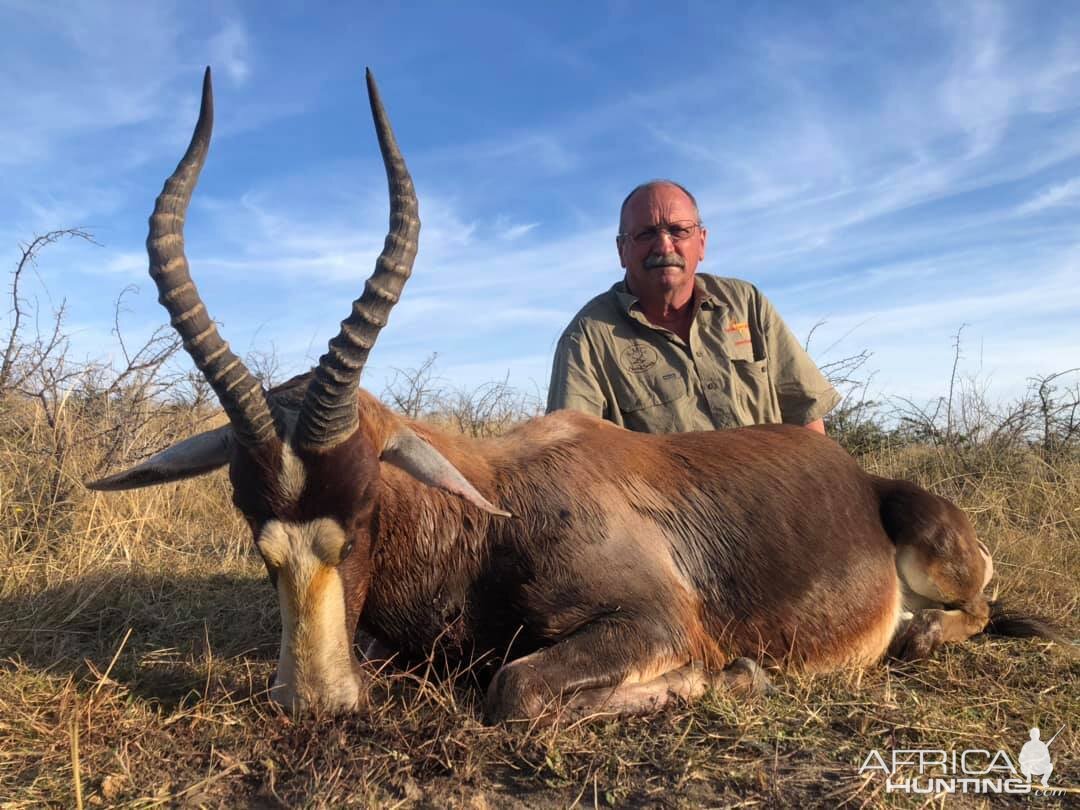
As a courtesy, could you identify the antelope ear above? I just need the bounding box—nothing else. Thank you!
[381,427,511,518]
[86,426,233,491]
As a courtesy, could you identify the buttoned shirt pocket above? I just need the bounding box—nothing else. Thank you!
[611,370,688,433]
[730,357,782,425]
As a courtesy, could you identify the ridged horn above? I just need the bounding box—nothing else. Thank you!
[295,68,419,451]
[148,67,277,448]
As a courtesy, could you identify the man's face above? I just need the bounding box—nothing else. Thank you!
[618,184,707,304]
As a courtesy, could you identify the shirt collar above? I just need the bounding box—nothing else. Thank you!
[612,275,719,316]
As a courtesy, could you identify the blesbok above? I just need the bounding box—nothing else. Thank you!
[89,68,1045,722]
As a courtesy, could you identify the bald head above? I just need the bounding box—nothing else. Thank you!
[619,180,700,233]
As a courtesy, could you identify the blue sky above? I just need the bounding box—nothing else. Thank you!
[3,0,1079,411]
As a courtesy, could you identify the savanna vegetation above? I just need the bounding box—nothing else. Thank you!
[1,233,1076,807]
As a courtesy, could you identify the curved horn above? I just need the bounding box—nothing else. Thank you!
[148,67,277,448]
[295,68,420,451]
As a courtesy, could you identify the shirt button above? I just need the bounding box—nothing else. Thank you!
[696,351,703,357]
[707,382,717,390]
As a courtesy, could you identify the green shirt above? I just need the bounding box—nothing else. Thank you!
[547,274,840,433]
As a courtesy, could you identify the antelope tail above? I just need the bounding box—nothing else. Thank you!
[982,601,1074,646]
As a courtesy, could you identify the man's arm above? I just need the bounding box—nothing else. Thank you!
[547,331,607,417]
[757,291,841,428]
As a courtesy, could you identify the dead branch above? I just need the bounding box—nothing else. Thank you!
[1,229,98,391]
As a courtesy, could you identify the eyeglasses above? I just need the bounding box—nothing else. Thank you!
[618,221,701,245]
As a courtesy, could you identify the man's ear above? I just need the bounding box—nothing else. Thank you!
[616,235,628,269]
[86,426,233,491]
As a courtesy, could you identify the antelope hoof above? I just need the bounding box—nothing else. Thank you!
[268,667,366,715]
[722,657,775,696]
[484,662,553,725]
[889,612,944,662]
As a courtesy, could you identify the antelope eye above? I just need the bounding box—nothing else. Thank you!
[339,540,355,564]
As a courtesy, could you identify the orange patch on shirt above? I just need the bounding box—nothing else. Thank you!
[734,339,752,346]
[724,321,749,333]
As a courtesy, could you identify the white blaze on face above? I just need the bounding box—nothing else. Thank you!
[277,440,307,503]
[257,517,361,711]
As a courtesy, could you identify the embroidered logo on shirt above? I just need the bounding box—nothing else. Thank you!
[725,320,752,346]
[621,342,659,373]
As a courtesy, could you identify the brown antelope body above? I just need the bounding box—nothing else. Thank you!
[90,69,1019,721]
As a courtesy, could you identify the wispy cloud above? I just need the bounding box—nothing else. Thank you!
[1016,178,1080,216]
[498,222,539,241]
[208,20,251,85]
[98,251,147,279]
[0,3,183,165]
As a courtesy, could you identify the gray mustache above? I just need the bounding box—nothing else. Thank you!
[644,254,686,269]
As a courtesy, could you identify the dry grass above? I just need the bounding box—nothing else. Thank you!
[1,395,1077,808]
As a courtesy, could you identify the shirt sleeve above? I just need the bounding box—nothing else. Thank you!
[547,330,606,416]
[758,292,842,425]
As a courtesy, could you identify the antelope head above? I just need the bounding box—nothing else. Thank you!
[88,68,507,712]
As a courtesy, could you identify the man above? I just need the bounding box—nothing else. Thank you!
[547,180,839,434]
